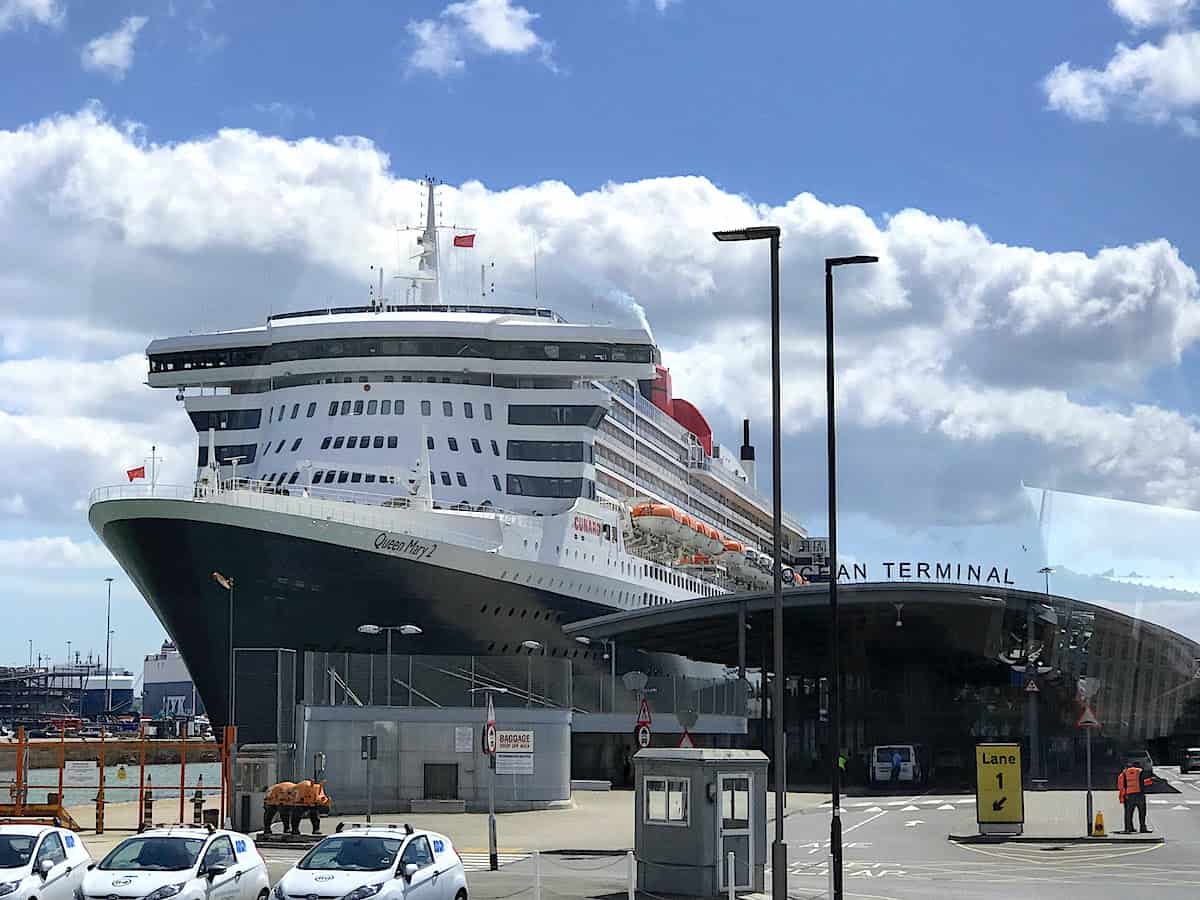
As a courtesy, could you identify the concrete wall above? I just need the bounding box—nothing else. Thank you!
[296,704,572,813]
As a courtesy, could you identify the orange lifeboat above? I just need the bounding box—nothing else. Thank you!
[631,502,684,539]
[699,523,724,556]
[678,513,705,550]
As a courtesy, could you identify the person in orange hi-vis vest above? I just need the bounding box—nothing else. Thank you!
[1117,759,1152,833]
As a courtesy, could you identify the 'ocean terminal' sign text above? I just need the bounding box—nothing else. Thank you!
[796,562,1016,586]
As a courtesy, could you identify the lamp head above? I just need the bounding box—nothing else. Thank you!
[713,226,781,242]
[826,255,879,268]
[357,624,382,635]
[398,624,423,636]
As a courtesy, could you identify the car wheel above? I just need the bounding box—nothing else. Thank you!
[455,890,467,900]
[258,891,269,900]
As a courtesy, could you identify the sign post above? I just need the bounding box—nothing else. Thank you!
[975,742,1024,836]
[1077,703,1100,834]
[360,734,377,823]
[483,692,498,872]
[634,696,652,749]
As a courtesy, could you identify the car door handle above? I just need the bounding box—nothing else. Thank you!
[234,871,242,880]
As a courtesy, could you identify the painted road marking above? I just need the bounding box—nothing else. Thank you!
[903,820,924,827]
[937,804,956,810]
[901,804,919,811]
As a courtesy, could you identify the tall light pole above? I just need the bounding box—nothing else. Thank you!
[713,225,786,899]
[357,624,423,706]
[104,577,114,720]
[521,640,543,707]
[824,254,879,900]
[1032,566,1054,781]
[211,571,235,729]
[575,636,617,711]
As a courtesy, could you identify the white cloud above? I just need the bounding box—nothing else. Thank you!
[1110,0,1195,28]
[2,106,1200,541]
[0,536,115,568]
[0,0,62,31]
[81,15,149,80]
[407,0,553,76]
[407,18,465,76]
[1044,31,1200,131]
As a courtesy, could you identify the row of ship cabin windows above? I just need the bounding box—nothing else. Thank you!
[316,434,592,463]
[327,398,492,420]
[193,401,604,432]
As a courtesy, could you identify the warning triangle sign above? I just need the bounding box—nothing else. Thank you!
[637,697,652,726]
[678,729,694,748]
[1077,704,1100,728]
[1024,680,1040,693]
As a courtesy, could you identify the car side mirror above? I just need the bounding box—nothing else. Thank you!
[87,863,96,871]
[39,860,53,878]
[403,864,418,881]
[205,866,226,881]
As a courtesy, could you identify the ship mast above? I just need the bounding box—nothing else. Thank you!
[414,176,441,305]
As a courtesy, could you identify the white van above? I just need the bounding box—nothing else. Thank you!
[870,744,922,786]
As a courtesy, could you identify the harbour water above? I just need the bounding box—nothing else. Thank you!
[4,761,222,807]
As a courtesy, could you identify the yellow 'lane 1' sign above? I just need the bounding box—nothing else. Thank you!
[975,742,1024,831]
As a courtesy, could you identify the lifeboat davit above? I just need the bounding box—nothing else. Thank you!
[630,503,683,540]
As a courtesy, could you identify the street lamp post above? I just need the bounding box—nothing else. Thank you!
[357,624,423,706]
[713,225,786,899]
[521,640,543,707]
[104,577,114,720]
[824,255,879,900]
[574,636,616,711]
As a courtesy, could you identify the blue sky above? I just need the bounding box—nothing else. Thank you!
[4,0,1200,672]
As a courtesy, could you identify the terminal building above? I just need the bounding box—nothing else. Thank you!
[224,578,1200,814]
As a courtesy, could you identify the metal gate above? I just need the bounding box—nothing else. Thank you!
[717,772,752,892]
[423,763,459,800]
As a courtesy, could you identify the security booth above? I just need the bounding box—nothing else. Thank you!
[234,743,283,834]
[634,748,768,897]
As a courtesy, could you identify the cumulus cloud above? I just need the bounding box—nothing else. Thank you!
[1110,0,1195,28]
[407,0,554,76]
[0,0,62,31]
[0,536,115,568]
[81,15,149,80]
[2,106,1200,537]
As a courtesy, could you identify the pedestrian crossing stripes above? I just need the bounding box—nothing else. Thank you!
[456,851,530,871]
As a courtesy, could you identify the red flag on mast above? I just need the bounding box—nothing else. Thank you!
[453,233,476,248]
[126,466,145,482]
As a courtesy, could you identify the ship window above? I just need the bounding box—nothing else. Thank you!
[491,440,500,456]
[290,404,300,419]
[427,436,435,450]
[506,440,586,462]
[440,471,452,486]
[381,400,392,415]
[324,471,336,483]
[196,443,258,467]
[431,472,436,485]
[506,474,590,498]
[321,437,331,450]
[384,375,394,382]
[188,409,263,432]
[308,402,318,418]
[347,436,358,449]
[367,400,378,415]
[507,404,606,427]
[457,472,467,487]
[313,470,323,482]
[360,434,369,446]
[443,401,453,417]
[268,407,273,423]
[274,439,285,454]
[373,436,384,448]
[353,400,364,415]
[291,438,302,451]
[288,472,299,484]
[395,400,405,415]
[492,474,502,491]
[341,401,351,415]
[387,436,398,448]
[337,471,349,483]
[329,402,339,416]
[421,400,431,416]
[483,403,493,421]
[333,437,345,449]
[365,473,376,483]
[448,437,459,452]
[279,405,286,420]
[464,402,474,419]
[351,472,362,483]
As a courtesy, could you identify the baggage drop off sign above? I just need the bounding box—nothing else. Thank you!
[975,742,1024,834]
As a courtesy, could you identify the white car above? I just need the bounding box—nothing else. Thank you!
[80,827,269,900]
[275,825,468,900]
[0,824,93,900]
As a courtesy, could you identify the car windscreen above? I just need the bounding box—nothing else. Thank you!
[0,835,36,868]
[875,747,911,762]
[297,837,403,871]
[98,837,204,871]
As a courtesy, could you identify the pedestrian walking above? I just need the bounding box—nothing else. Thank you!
[1117,758,1152,833]
[890,749,902,787]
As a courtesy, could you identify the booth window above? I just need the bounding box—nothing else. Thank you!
[644,776,689,826]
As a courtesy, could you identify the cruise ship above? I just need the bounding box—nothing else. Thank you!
[88,179,822,724]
